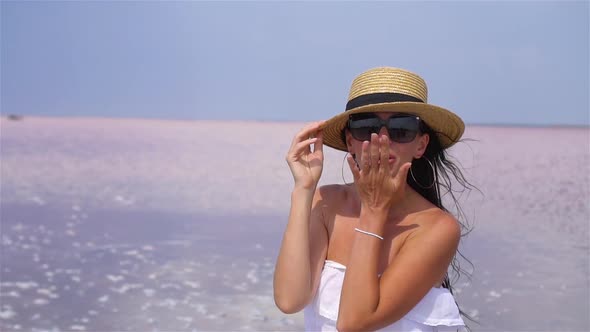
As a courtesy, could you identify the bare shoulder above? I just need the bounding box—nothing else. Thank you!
[313,184,354,222]
[315,184,350,204]
[309,184,347,218]
[407,209,461,248]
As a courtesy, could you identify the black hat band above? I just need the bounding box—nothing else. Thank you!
[345,92,424,111]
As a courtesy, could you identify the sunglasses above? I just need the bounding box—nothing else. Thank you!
[347,114,422,143]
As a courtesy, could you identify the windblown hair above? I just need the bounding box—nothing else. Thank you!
[409,121,478,327]
[342,113,478,327]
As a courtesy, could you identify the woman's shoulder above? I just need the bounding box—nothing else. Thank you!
[312,184,357,215]
[315,184,354,203]
[406,191,459,227]
[407,207,461,245]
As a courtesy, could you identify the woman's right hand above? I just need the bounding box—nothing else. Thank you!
[285,121,325,191]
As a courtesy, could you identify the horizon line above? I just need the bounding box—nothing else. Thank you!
[1,113,589,129]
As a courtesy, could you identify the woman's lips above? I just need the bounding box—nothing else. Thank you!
[376,156,396,165]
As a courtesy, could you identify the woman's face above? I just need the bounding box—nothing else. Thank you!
[344,112,430,166]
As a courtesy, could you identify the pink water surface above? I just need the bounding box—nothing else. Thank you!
[1,116,588,331]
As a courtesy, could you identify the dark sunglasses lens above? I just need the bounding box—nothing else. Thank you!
[387,117,420,143]
[349,115,421,143]
[349,118,380,141]
[387,128,417,142]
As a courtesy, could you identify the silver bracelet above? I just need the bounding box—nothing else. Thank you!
[354,227,384,240]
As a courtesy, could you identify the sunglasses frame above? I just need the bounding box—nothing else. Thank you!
[347,113,423,143]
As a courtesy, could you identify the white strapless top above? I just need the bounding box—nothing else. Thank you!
[303,260,466,332]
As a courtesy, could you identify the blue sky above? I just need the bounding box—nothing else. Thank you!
[1,1,588,126]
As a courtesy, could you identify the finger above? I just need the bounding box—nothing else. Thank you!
[380,135,390,174]
[394,162,412,184]
[346,154,360,181]
[289,122,322,153]
[390,155,403,177]
[313,130,324,154]
[294,137,318,150]
[290,137,318,158]
[370,133,379,170]
[293,121,326,144]
[360,140,371,173]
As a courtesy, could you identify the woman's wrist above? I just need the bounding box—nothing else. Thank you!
[292,184,316,195]
[360,204,388,219]
[358,208,387,234]
[291,186,316,205]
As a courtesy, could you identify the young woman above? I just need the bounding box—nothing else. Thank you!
[274,67,471,332]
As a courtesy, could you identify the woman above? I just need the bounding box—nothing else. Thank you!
[274,67,472,332]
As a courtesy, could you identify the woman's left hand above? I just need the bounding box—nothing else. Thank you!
[346,133,412,214]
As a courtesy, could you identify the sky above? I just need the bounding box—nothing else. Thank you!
[1,1,588,126]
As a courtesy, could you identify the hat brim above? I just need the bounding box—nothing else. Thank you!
[321,102,465,151]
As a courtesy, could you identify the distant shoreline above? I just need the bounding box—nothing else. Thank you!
[1,113,589,129]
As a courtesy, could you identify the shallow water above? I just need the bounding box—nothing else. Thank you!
[0,204,292,331]
[1,117,588,331]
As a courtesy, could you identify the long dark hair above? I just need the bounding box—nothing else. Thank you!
[408,121,478,326]
[343,113,478,326]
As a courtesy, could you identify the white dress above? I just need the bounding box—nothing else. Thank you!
[303,260,466,332]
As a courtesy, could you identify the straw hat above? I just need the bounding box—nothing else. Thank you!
[321,67,464,151]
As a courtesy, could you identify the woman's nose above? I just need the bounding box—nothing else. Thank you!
[378,126,389,138]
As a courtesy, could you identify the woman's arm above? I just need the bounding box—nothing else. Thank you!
[273,121,328,313]
[336,133,460,331]
[273,187,328,313]
[337,212,460,331]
